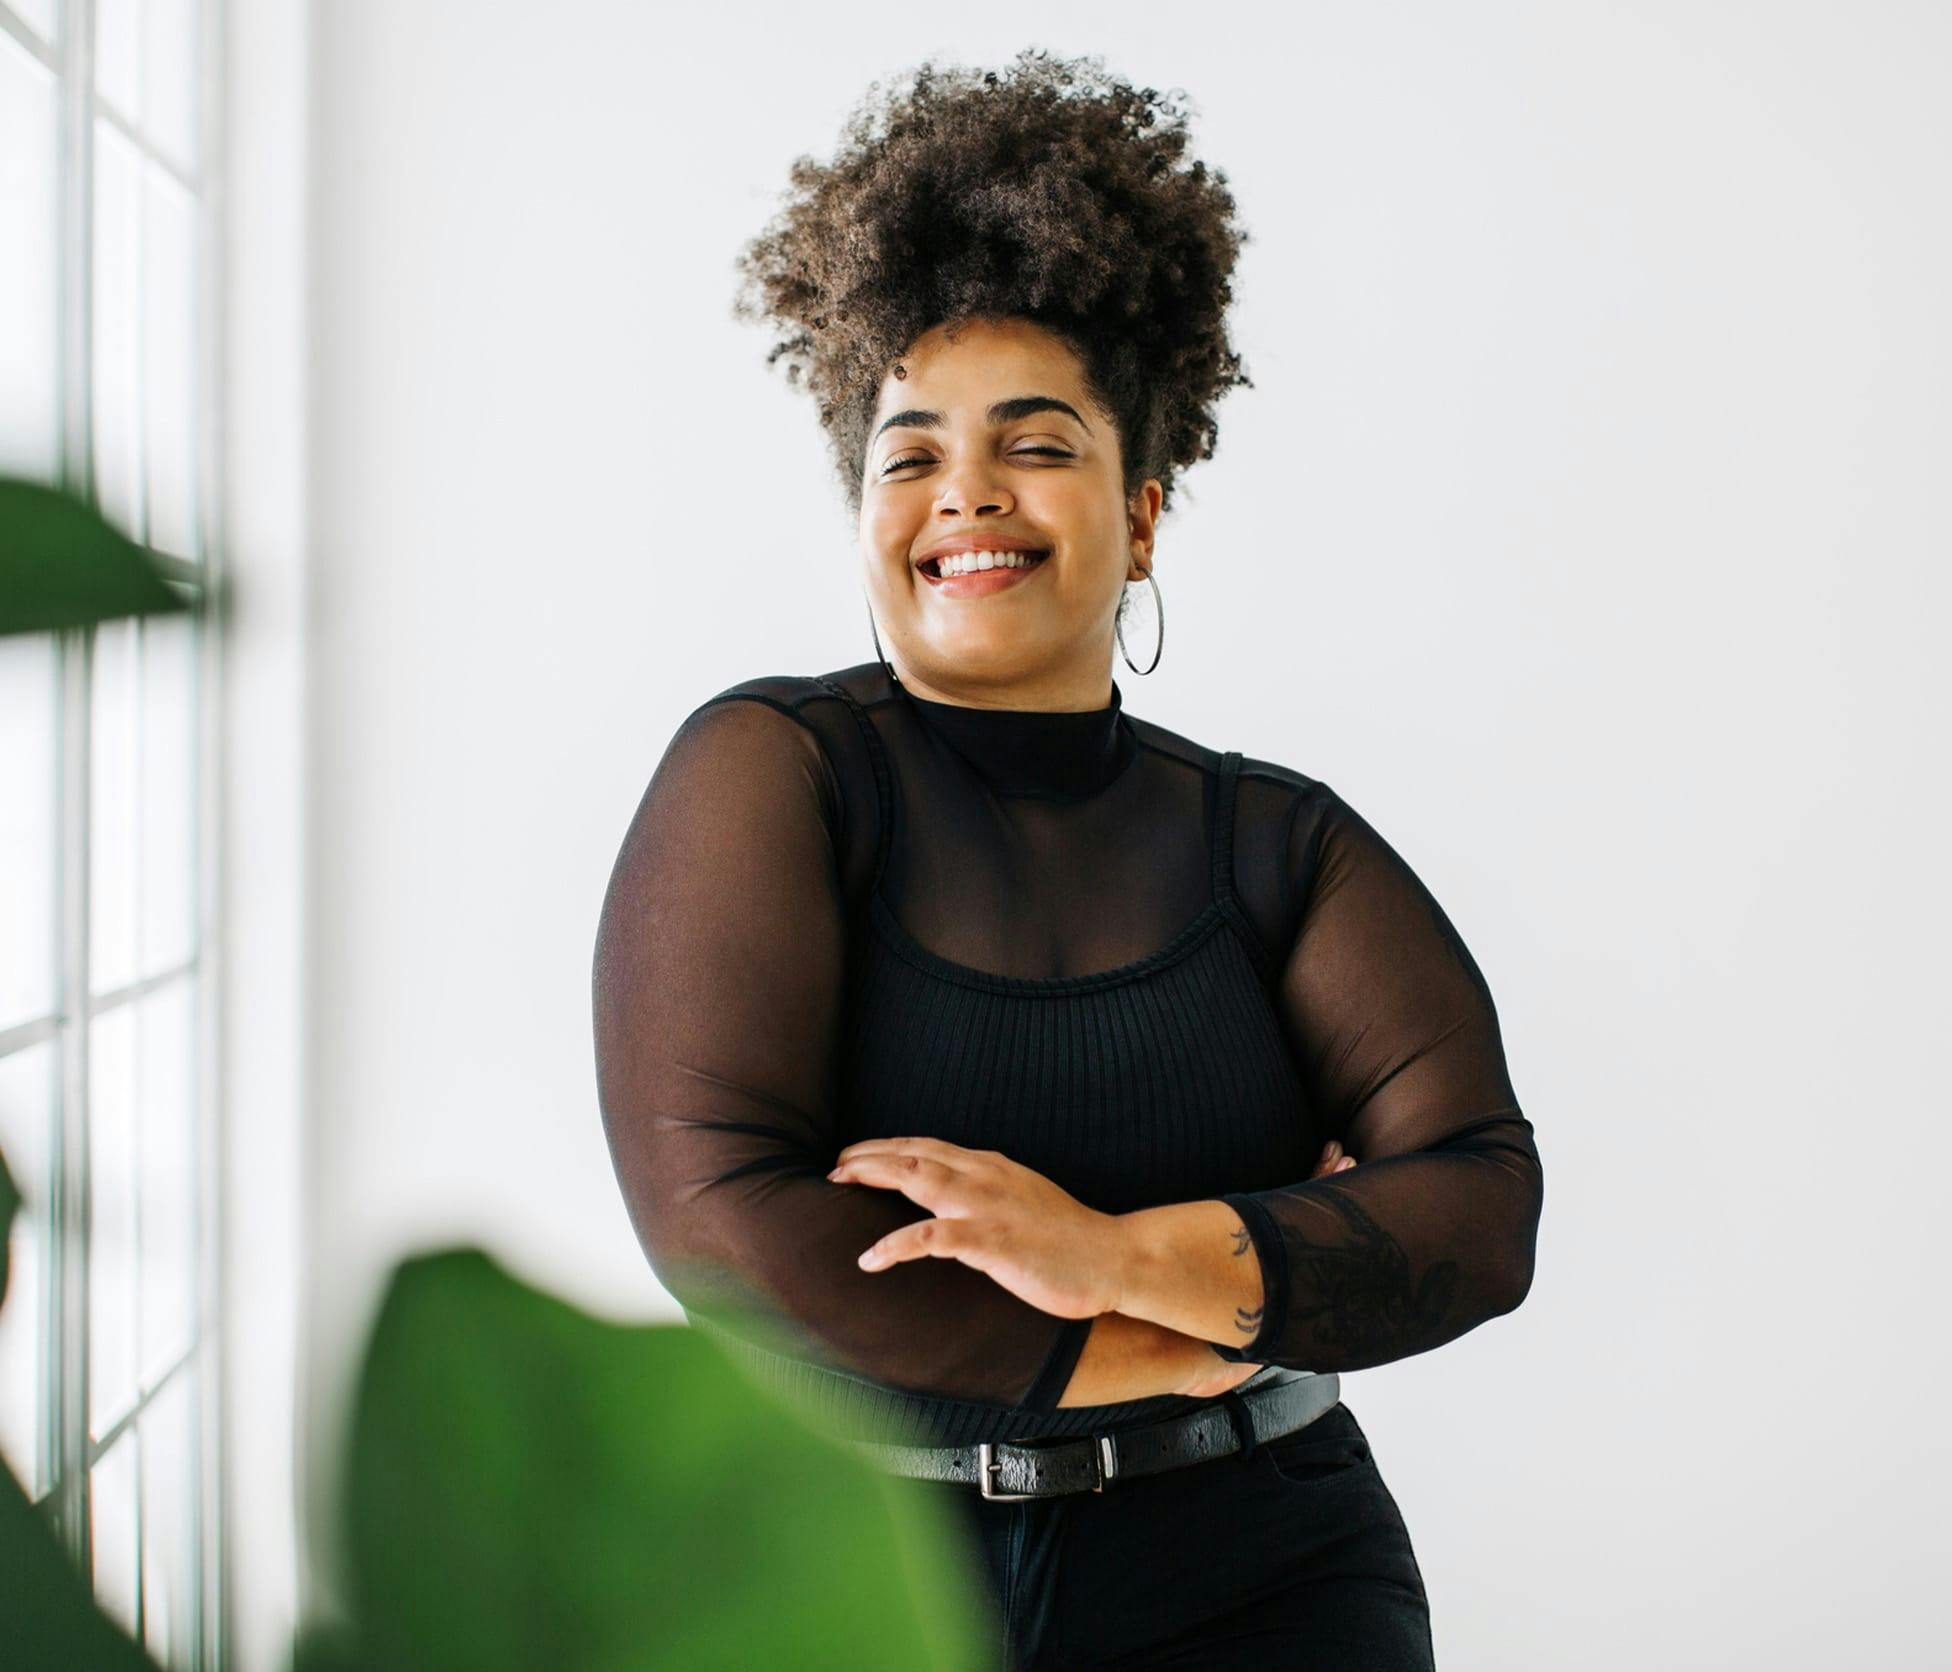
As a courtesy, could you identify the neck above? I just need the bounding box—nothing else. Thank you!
[891,665,1115,714]
[886,663,1137,800]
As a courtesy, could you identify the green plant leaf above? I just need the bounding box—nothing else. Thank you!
[0,1142,17,1310]
[0,1142,162,1672]
[323,1247,1000,1672]
[0,477,192,635]
[0,1458,164,1672]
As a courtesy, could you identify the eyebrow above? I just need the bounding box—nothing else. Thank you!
[873,394,1093,444]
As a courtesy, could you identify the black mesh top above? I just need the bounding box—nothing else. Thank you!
[592,660,1543,1447]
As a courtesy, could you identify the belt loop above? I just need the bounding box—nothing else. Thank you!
[1217,1388,1258,1463]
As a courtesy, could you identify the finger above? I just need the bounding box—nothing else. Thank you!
[833,1136,979,1170]
[827,1152,957,1208]
[858,1217,968,1271]
[830,1151,953,1182]
[1335,1154,1357,1172]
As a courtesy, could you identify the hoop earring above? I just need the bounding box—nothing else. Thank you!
[866,600,900,686]
[1116,569,1164,675]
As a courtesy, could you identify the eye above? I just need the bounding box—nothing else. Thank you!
[879,446,1075,476]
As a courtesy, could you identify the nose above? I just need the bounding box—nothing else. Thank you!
[934,454,1014,521]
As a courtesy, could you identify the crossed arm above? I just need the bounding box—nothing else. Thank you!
[826,1135,1361,1406]
[596,697,1541,1416]
[828,1132,1397,1406]
[826,784,1544,1395]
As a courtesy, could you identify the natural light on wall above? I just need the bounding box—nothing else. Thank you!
[0,0,218,1667]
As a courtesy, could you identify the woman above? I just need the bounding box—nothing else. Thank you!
[592,49,1542,1670]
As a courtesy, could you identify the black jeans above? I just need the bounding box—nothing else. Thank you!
[922,1400,1435,1670]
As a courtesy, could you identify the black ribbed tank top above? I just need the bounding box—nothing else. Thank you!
[594,658,1538,1452]
[692,668,1320,1447]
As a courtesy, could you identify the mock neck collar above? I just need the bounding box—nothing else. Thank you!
[892,669,1138,800]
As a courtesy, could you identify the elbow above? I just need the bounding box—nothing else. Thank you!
[643,1229,779,1345]
[1497,1241,1537,1317]
[1494,1164,1544,1317]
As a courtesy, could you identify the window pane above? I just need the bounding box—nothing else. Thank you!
[91,1426,141,1642]
[138,977,195,1383]
[93,119,145,546]
[143,167,199,561]
[9,0,61,48]
[95,0,141,123]
[0,36,60,483]
[140,1360,199,1669]
[139,612,197,975]
[145,0,201,176]
[89,1004,139,1438]
[0,1042,54,1499]
[92,619,141,996]
[0,635,58,1033]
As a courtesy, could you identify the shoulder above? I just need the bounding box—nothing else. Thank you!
[657,673,844,790]
[1125,703,1335,826]
[685,661,891,730]
[673,667,868,751]
[667,667,892,806]
[1236,750,1339,842]
[687,670,834,725]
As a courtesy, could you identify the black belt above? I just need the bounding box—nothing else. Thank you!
[846,1370,1341,1500]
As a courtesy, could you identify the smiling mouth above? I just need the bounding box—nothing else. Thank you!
[917,550,1050,579]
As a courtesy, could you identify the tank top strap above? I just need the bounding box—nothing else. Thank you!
[1210,750,1243,908]
[811,674,894,892]
[1210,750,1277,985]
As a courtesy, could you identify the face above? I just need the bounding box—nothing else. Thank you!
[859,315,1162,710]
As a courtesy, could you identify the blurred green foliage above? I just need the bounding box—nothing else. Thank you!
[0,1155,1000,1671]
[0,476,190,636]
[293,1249,999,1672]
[0,1145,164,1670]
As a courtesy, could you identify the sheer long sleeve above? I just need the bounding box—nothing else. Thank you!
[592,693,1090,1413]
[1213,783,1543,1371]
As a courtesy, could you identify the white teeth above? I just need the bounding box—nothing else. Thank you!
[934,550,1044,576]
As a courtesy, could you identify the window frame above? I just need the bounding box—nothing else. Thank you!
[0,0,226,1665]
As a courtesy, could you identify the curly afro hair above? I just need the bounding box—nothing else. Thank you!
[732,47,1253,520]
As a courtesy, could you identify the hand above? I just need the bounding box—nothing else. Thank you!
[1315,1137,1358,1179]
[1174,1137,1358,1397]
[828,1138,1124,1320]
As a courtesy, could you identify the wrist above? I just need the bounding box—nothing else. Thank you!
[1059,1311,1216,1406]
[1105,1207,1157,1320]
[1169,1338,1226,1399]
[1150,1319,1223,1400]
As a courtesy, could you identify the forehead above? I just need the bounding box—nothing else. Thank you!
[872,317,1087,409]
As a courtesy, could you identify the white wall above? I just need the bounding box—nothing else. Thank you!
[218,0,309,1668]
[298,4,1951,1666]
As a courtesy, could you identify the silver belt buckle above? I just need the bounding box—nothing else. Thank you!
[978,1435,1117,1500]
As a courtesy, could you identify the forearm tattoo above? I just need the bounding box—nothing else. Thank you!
[1286,1183,1456,1359]
[1229,1224,1263,1340]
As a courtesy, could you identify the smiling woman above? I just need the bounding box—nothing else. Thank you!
[728,46,1252,714]
[593,46,1539,1672]
[855,315,1157,707]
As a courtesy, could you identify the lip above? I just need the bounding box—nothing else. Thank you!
[915,534,1048,566]
[919,550,1050,599]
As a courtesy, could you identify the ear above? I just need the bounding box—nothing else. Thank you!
[1127,479,1163,577]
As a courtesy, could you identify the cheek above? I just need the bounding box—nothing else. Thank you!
[860,499,917,571]
[1029,474,1121,546]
